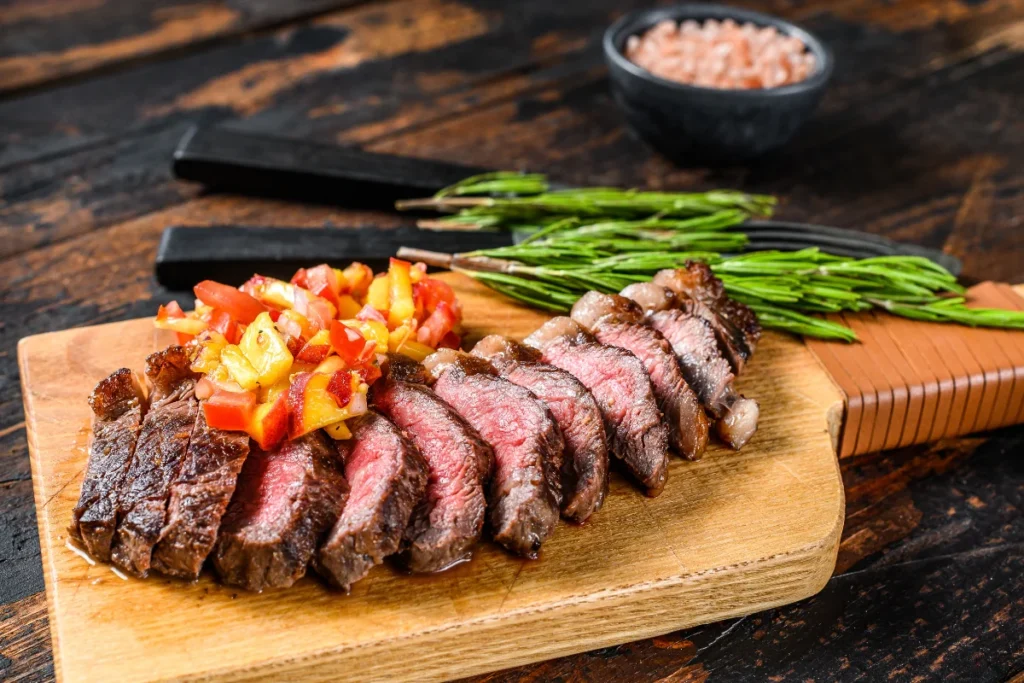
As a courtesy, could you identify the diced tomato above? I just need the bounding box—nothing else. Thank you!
[208,309,242,344]
[267,310,281,322]
[157,301,186,321]
[203,390,257,432]
[413,278,457,314]
[438,330,462,350]
[416,300,458,348]
[357,363,382,386]
[295,342,331,364]
[194,280,266,324]
[330,320,367,366]
[326,371,353,408]
[355,304,387,324]
[303,265,342,306]
[290,268,309,289]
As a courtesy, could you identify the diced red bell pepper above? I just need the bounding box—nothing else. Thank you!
[357,363,382,386]
[203,390,257,432]
[295,340,332,363]
[208,309,242,344]
[326,371,353,408]
[194,280,266,324]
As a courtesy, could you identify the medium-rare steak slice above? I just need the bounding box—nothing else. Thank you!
[150,408,250,580]
[111,347,199,577]
[214,431,347,592]
[571,292,710,461]
[646,309,760,449]
[70,369,148,561]
[315,411,427,590]
[374,379,492,572]
[653,264,762,373]
[425,351,563,558]
[471,335,608,523]
[525,318,670,496]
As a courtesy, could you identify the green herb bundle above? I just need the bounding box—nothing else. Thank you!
[397,173,1024,341]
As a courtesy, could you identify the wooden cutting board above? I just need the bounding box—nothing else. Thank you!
[18,273,845,683]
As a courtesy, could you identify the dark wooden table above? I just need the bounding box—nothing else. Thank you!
[1,1,1022,680]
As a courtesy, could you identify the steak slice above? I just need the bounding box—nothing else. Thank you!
[70,369,148,561]
[374,379,492,572]
[571,292,709,460]
[214,431,347,592]
[315,411,427,590]
[111,347,199,577]
[647,309,759,449]
[653,264,761,373]
[525,318,670,496]
[471,335,608,522]
[150,408,250,580]
[426,351,563,558]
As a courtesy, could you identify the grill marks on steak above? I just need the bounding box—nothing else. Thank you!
[653,264,761,373]
[214,431,347,592]
[374,380,491,572]
[646,309,760,449]
[525,318,670,496]
[571,292,709,461]
[428,352,563,558]
[71,369,148,561]
[315,411,427,590]
[111,347,200,577]
[150,408,250,580]
[472,336,609,523]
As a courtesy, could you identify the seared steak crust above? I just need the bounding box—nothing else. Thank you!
[472,336,608,522]
[214,431,347,592]
[150,408,250,580]
[431,355,563,558]
[111,347,199,577]
[374,380,492,572]
[526,319,670,496]
[315,411,428,590]
[71,369,148,561]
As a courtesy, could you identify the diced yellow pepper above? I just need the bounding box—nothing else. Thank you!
[335,294,362,319]
[387,259,416,328]
[323,420,352,440]
[366,274,390,313]
[220,345,260,391]
[238,312,294,388]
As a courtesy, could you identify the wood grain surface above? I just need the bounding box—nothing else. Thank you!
[18,273,845,683]
[2,0,1023,681]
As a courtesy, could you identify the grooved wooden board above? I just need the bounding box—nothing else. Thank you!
[19,273,845,683]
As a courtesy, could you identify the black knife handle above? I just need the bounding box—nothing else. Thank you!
[155,225,513,291]
[172,126,488,209]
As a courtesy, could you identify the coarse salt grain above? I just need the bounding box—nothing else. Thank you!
[624,18,816,90]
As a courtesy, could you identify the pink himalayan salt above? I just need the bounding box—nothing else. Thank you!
[625,18,816,90]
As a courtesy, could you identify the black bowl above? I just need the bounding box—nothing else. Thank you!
[604,4,833,165]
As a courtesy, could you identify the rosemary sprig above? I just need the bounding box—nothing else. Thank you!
[396,174,1024,340]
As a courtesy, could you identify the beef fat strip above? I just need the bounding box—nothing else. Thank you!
[150,407,250,580]
[570,292,710,461]
[374,377,492,572]
[110,347,200,577]
[214,431,348,592]
[70,369,149,562]
[315,411,427,590]
[471,336,609,523]
[652,264,762,373]
[524,318,670,496]
[424,350,563,558]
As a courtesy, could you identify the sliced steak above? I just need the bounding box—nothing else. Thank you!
[525,318,670,496]
[570,292,709,461]
[150,408,250,580]
[647,309,759,449]
[426,351,562,558]
[315,411,427,590]
[380,351,430,385]
[70,369,148,561]
[374,379,492,572]
[653,264,761,373]
[214,431,347,592]
[472,336,609,522]
[111,347,199,577]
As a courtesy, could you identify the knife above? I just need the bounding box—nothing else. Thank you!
[156,223,962,291]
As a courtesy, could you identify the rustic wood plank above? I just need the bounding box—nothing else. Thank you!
[0,0,369,93]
